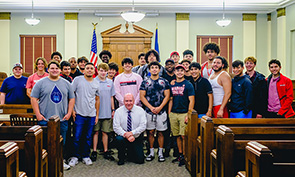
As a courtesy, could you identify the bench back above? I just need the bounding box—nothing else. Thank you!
[0,142,20,177]
[10,114,37,126]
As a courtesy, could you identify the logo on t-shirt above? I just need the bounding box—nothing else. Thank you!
[120,80,137,86]
[50,85,63,104]
[171,84,185,96]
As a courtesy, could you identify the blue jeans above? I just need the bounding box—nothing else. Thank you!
[230,110,253,118]
[73,114,95,158]
[38,120,68,145]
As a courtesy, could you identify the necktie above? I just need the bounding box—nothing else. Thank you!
[127,110,132,132]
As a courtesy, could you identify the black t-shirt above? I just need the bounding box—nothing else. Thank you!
[188,76,213,114]
[163,72,176,84]
[70,68,83,79]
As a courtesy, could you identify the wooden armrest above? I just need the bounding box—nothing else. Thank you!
[210,149,217,159]
[42,149,48,159]
[19,171,27,177]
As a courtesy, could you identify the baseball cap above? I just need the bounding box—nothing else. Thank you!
[13,63,23,69]
[170,51,179,57]
[165,59,175,65]
[175,64,185,70]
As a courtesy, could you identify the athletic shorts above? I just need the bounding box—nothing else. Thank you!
[230,110,252,118]
[146,111,168,131]
[94,118,113,133]
[169,112,188,136]
[212,105,229,118]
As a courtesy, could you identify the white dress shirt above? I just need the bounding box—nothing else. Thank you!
[113,105,147,138]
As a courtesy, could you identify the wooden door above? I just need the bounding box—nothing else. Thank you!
[101,24,153,73]
[197,35,233,73]
[20,35,56,74]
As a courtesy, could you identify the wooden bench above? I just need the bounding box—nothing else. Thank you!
[184,112,201,177]
[0,125,48,177]
[10,114,37,126]
[198,117,295,177]
[0,142,27,177]
[0,104,33,114]
[0,116,63,177]
[238,141,295,177]
[212,125,295,177]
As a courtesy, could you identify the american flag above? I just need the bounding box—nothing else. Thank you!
[90,28,98,66]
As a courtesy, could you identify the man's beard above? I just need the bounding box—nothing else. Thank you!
[71,67,76,71]
[167,68,174,74]
[213,66,222,72]
[80,67,85,70]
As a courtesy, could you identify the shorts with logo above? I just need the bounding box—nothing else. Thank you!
[94,118,113,133]
[146,111,168,131]
[169,112,188,136]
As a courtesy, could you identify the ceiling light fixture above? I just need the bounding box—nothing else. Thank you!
[121,0,145,23]
[25,0,40,26]
[216,0,231,27]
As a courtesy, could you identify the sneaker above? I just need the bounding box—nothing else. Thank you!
[82,157,93,166]
[68,157,78,167]
[145,154,155,161]
[104,151,115,161]
[178,156,185,167]
[90,151,97,162]
[117,160,125,165]
[172,157,180,163]
[158,155,165,162]
[63,162,71,170]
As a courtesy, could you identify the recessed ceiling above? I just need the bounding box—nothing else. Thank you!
[0,0,294,14]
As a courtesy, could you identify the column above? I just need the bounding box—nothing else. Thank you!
[267,13,271,61]
[276,8,286,74]
[64,13,78,60]
[0,13,10,74]
[176,13,189,61]
[242,13,257,59]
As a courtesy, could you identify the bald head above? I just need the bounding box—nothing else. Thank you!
[124,93,135,110]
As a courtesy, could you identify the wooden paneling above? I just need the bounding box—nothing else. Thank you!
[20,35,56,74]
[101,24,153,73]
[197,35,233,73]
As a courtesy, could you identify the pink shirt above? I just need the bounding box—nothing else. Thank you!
[268,76,281,112]
[114,72,143,107]
[26,72,49,89]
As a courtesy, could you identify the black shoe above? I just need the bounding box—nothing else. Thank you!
[108,149,114,155]
[178,156,185,167]
[104,151,115,161]
[158,155,165,162]
[164,150,170,157]
[173,150,179,157]
[90,151,97,162]
[172,157,180,163]
[145,154,155,161]
[117,160,125,165]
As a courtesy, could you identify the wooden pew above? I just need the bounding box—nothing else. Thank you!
[198,117,295,177]
[0,125,48,177]
[0,142,27,177]
[0,104,33,114]
[239,141,295,177]
[184,112,201,177]
[212,125,295,177]
[0,116,63,177]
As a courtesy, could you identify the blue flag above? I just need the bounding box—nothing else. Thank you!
[155,27,160,61]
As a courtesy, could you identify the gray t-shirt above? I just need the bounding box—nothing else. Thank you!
[95,77,115,119]
[72,76,100,117]
[31,77,75,121]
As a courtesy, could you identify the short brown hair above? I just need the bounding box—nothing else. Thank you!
[244,56,257,65]
[48,60,60,69]
[34,57,48,71]
[97,63,109,71]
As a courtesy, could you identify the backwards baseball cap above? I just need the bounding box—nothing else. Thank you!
[165,59,175,65]
[170,51,179,57]
[13,63,23,69]
[175,64,185,70]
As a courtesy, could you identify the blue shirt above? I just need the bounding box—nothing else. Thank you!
[170,79,195,113]
[140,77,170,114]
[0,76,30,104]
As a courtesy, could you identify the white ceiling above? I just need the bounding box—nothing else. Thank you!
[0,0,294,14]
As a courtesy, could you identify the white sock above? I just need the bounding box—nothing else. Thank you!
[150,148,154,156]
[158,148,163,156]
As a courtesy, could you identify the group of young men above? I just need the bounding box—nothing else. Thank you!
[1,42,294,169]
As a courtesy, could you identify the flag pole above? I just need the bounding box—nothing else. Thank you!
[92,23,98,29]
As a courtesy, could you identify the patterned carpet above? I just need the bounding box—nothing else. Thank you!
[64,151,190,177]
